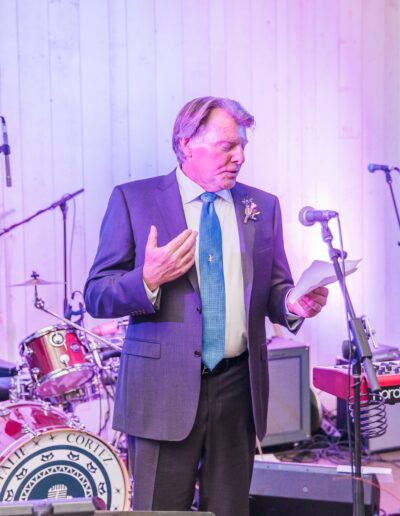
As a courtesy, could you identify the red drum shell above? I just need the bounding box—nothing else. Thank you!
[19,325,94,397]
[0,400,68,454]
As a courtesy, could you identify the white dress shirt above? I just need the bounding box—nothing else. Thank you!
[144,168,247,357]
[176,167,247,358]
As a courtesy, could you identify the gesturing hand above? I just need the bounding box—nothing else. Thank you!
[143,226,197,291]
[287,286,329,319]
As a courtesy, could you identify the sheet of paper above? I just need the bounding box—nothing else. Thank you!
[289,259,361,303]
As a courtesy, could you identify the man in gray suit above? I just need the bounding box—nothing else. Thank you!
[84,97,328,516]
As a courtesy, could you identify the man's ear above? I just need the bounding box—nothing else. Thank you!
[180,138,192,159]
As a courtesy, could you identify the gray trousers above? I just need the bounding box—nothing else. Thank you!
[128,357,256,516]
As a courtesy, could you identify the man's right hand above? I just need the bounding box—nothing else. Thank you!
[142,226,197,291]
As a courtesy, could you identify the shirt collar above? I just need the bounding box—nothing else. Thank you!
[176,166,233,204]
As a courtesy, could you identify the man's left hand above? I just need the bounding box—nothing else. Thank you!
[287,286,329,319]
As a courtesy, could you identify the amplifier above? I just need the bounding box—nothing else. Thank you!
[250,460,380,516]
[261,337,311,447]
[337,397,400,452]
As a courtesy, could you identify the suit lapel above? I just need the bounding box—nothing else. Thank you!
[155,170,200,295]
[231,184,255,326]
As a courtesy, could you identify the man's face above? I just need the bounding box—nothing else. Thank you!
[181,108,248,191]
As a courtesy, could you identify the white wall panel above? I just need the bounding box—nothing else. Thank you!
[126,0,158,181]
[0,0,24,359]
[155,0,184,174]
[0,1,399,414]
[182,0,210,100]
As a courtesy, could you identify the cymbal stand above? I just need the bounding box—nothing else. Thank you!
[319,219,381,516]
[0,189,84,313]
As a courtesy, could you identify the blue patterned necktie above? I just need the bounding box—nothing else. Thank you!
[199,192,226,370]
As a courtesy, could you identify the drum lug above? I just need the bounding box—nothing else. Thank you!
[0,407,10,417]
[31,367,40,381]
[60,354,70,366]
[67,415,85,431]
[42,401,51,413]
[21,345,33,357]
[22,423,37,436]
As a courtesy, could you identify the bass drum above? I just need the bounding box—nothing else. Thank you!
[0,401,130,510]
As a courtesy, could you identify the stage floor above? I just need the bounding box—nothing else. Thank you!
[368,449,400,515]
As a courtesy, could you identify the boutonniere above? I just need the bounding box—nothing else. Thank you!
[242,196,260,223]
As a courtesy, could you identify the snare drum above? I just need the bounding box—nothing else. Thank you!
[0,401,130,510]
[19,325,94,398]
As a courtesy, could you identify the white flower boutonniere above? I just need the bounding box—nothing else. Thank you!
[242,197,260,223]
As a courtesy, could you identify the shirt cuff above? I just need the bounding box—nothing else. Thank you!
[284,288,303,330]
[143,279,160,306]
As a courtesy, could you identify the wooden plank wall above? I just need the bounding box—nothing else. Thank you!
[0,1,399,399]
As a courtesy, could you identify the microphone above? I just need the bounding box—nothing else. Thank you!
[368,163,390,173]
[298,206,338,226]
[0,116,11,187]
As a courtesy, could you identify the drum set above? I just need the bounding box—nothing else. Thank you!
[0,274,131,510]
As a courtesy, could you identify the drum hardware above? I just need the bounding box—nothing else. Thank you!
[0,401,130,509]
[66,414,85,430]
[33,285,121,352]
[60,354,70,366]
[11,280,126,467]
[19,325,95,399]
[0,408,10,417]
[30,367,40,380]
[9,271,64,287]
[8,367,35,403]
[0,188,85,313]
[41,400,53,413]
[20,345,33,356]
[21,423,37,436]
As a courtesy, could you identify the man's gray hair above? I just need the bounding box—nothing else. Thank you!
[172,96,255,164]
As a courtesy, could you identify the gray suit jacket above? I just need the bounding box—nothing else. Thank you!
[84,170,297,441]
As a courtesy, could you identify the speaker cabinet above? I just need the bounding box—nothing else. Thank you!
[261,337,311,447]
[250,460,380,516]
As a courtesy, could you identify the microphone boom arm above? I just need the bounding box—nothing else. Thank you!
[368,163,400,245]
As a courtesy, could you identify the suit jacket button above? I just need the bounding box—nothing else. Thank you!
[194,350,201,357]
[196,307,202,313]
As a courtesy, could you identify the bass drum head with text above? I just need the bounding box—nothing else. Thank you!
[0,428,130,510]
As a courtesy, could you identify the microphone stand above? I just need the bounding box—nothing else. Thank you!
[0,189,84,313]
[319,220,381,516]
[382,168,400,246]
[0,116,11,187]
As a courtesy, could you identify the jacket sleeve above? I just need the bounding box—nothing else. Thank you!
[84,185,157,319]
[266,197,303,332]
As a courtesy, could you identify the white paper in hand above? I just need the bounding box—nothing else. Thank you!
[289,259,361,303]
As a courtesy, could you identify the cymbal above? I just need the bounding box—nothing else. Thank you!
[10,277,64,287]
